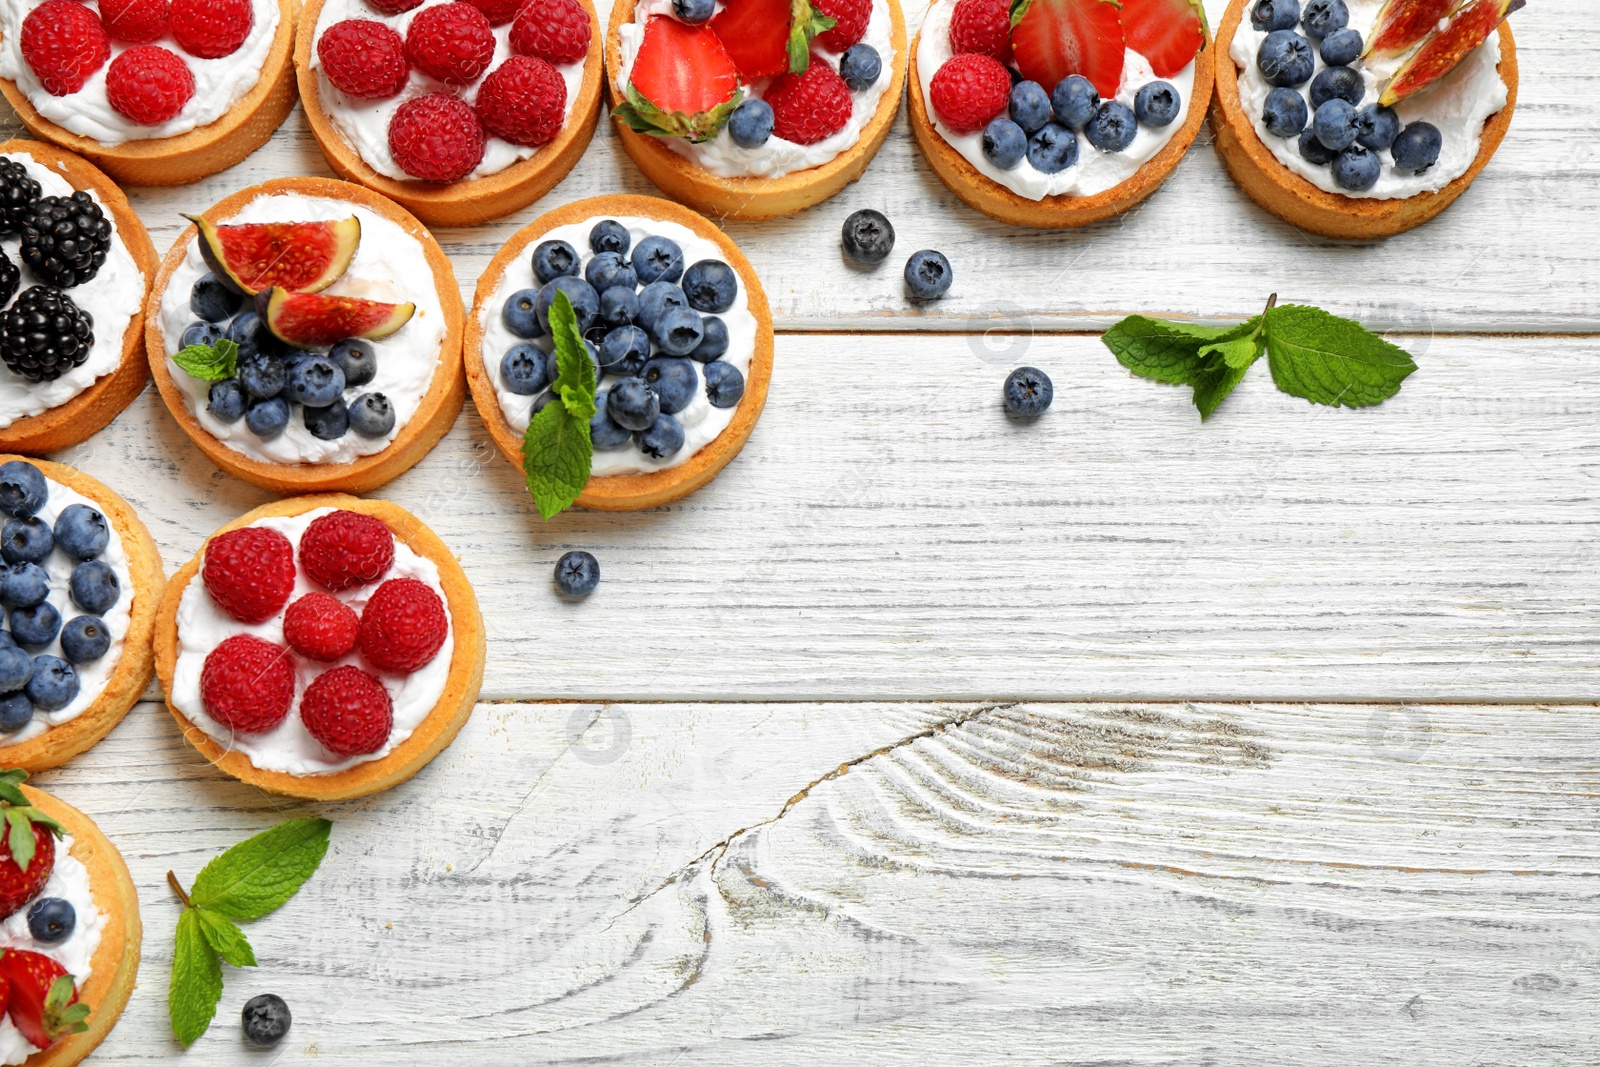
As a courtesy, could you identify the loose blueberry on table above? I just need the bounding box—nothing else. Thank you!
[554,550,600,598]
[1004,366,1054,417]
[242,992,292,1047]
[905,249,953,300]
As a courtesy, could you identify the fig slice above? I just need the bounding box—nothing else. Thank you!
[193,216,362,296]
[256,288,416,348]
[1379,0,1523,106]
[1365,0,1461,61]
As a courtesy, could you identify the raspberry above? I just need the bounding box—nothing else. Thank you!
[767,54,853,146]
[510,0,591,66]
[318,19,410,100]
[99,0,171,45]
[466,0,522,25]
[406,2,495,85]
[475,56,566,147]
[815,0,870,52]
[20,0,111,97]
[359,577,448,674]
[200,635,296,734]
[365,0,423,12]
[105,45,194,125]
[283,592,360,662]
[171,0,253,60]
[948,0,1013,63]
[388,91,484,182]
[929,53,1009,134]
[299,509,395,591]
[203,525,297,624]
[300,665,393,757]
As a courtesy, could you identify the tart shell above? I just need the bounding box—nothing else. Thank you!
[0,0,300,187]
[153,493,485,801]
[0,457,164,773]
[603,0,908,222]
[145,177,466,496]
[465,195,774,512]
[1210,0,1518,240]
[0,142,157,455]
[296,0,604,227]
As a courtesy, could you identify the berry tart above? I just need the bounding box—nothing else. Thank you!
[467,195,773,511]
[910,0,1215,228]
[605,0,908,221]
[1212,0,1519,238]
[296,0,604,227]
[0,458,162,773]
[146,178,466,496]
[0,141,155,456]
[0,0,299,187]
[0,772,141,1067]
[154,495,485,801]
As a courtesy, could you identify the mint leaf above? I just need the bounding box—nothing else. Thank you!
[548,292,597,421]
[193,907,257,969]
[190,817,332,921]
[1192,354,1253,420]
[172,338,239,382]
[1103,316,1251,385]
[522,403,592,521]
[1199,325,1266,371]
[170,909,221,1047]
[1263,304,1417,408]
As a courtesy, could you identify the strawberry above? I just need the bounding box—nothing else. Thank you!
[0,950,88,1051]
[1010,0,1125,100]
[767,53,853,144]
[0,771,60,923]
[709,0,836,81]
[612,16,742,143]
[1120,0,1205,78]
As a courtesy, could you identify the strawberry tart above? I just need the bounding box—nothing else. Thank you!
[0,0,299,187]
[296,0,604,227]
[154,495,485,801]
[910,0,1215,228]
[146,178,466,496]
[605,0,908,221]
[1212,0,1519,238]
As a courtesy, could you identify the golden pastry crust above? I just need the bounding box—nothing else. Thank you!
[0,457,164,773]
[296,0,604,227]
[153,493,485,801]
[463,194,774,511]
[0,0,300,187]
[17,786,141,1067]
[603,0,908,221]
[908,3,1215,228]
[144,177,466,496]
[1209,0,1518,239]
[0,142,157,455]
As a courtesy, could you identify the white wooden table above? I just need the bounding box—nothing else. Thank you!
[11,1,1600,1061]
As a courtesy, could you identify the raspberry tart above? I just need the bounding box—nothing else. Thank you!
[0,0,299,186]
[296,0,604,227]
[1212,0,1519,239]
[0,141,155,456]
[605,0,908,221]
[146,178,466,496]
[154,495,485,800]
[466,195,774,511]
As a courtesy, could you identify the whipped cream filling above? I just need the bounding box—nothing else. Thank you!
[0,0,280,145]
[617,0,897,180]
[0,475,135,749]
[1231,0,1508,200]
[480,215,757,478]
[917,0,1196,201]
[310,0,587,182]
[158,192,448,467]
[170,507,454,777]
[0,155,145,432]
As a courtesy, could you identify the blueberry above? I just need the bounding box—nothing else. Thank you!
[10,603,59,648]
[0,462,47,518]
[690,316,729,362]
[1301,0,1348,40]
[1135,81,1181,128]
[348,393,396,438]
[1391,121,1442,174]
[682,260,737,313]
[26,898,74,944]
[330,339,377,388]
[528,391,556,417]
[1086,101,1138,152]
[1051,75,1099,130]
[242,994,292,1048]
[728,98,775,149]
[589,220,631,258]
[237,351,286,400]
[1257,30,1315,87]
[1354,104,1400,151]
[599,325,651,377]
[589,393,633,450]
[285,357,346,408]
[632,236,684,285]
[1298,126,1338,164]
[598,285,640,327]
[672,0,714,20]
[1262,87,1309,138]
[635,413,686,459]
[190,273,241,322]
[1009,80,1052,133]
[1004,366,1053,416]
[607,377,660,431]
[1313,98,1359,150]
[553,551,599,597]
[904,249,953,300]
[245,396,290,438]
[59,616,109,664]
[532,239,580,284]
[180,321,223,350]
[651,307,705,357]
[1310,65,1364,107]
[226,310,276,358]
[70,560,119,614]
[642,357,697,414]
[501,289,543,338]
[303,398,350,440]
[636,281,688,334]
[839,43,881,91]
[1251,0,1299,31]
[1319,26,1363,66]
[0,646,31,692]
[501,343,550,395]
[53,504,108,560]
[585,251,637,294]
[207,378,248,422]
[1027,122,1080,173]
[2,563,47,608]
[535,276,599,334]
[1,518,52,565]
[703,359,744,408]
[0,631,13,649]
[982,118,1027,170]
[1331,143,1381,191]
[0,694,30,733]
[841,209,895,266]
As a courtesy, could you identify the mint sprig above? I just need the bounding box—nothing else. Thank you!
[172,337,239,383]
[521,292,596,521]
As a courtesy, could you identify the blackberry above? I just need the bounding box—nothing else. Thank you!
[0,159,40,237]
[19,192,111,288]
[0,286,94,383]
[0,248,18,309]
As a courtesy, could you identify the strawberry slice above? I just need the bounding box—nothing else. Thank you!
[709,0,836,81]
[613,16,743,142]
[1010,0,1125,100]
[0,951,88,1050]
[1120,0,1206,78]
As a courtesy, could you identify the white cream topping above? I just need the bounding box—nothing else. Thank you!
[0,155,145,432]
[0,0,281,145]
[170,507,454,777]
[1230,0,1508,199]
[158,192,448,467]
[916,0,1196,201]
[617,0,897,180]
[479,215,757,478]
[310,0,587,182]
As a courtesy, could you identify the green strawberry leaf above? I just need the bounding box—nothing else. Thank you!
[171,338,239,383]
[193,907,257,969]
[613,84,744,143]
[189,818,332,922]
[788,0,838,73]
[170,909,221,1047]
[44,974,90,1038]
[0,769,27,808]
[1263,304,1418,408]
